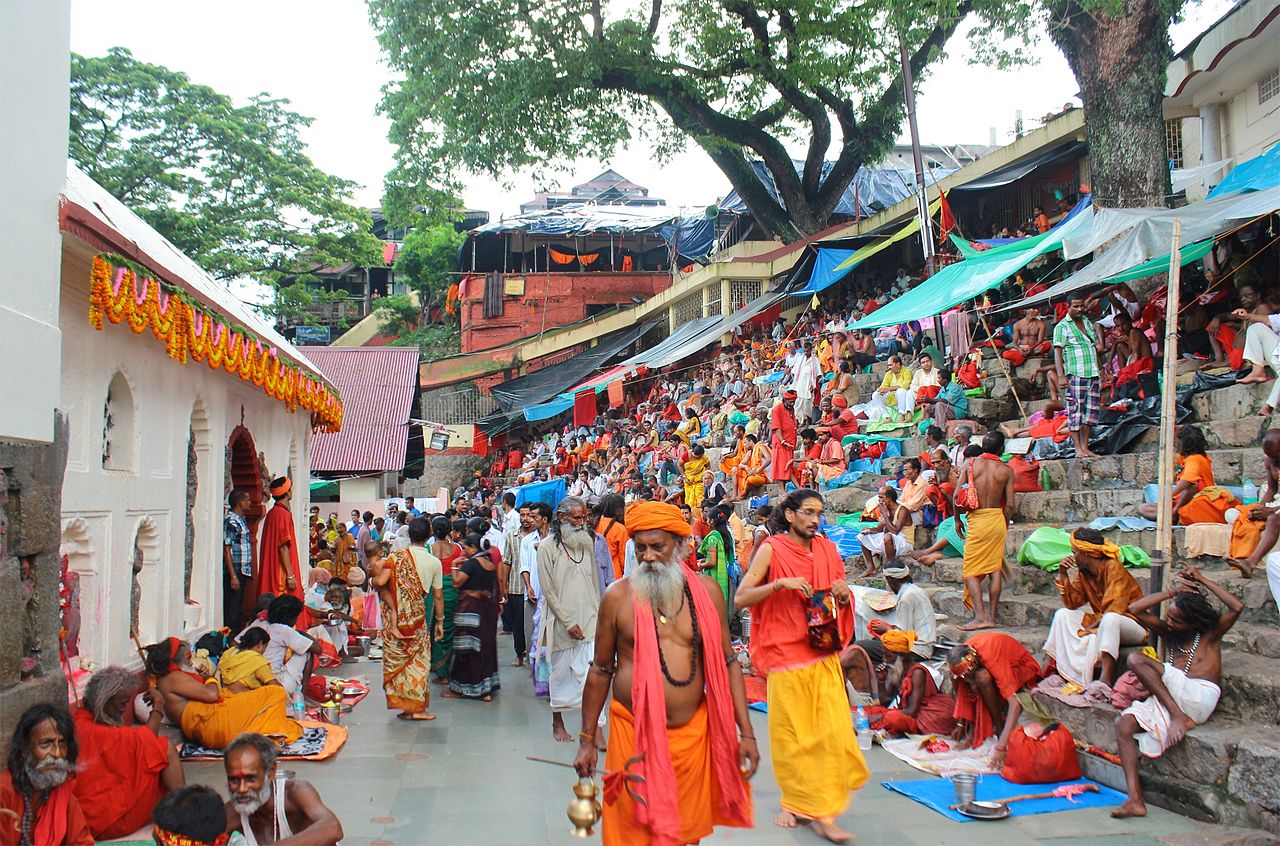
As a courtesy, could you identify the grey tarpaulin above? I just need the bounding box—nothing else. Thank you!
[489,319,660,414]
[624,292,788,370]
[949,141,1086,192]
[720,160,953,220]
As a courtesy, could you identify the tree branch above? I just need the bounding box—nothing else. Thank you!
[647,0,662,37]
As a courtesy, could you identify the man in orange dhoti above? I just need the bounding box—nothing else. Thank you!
[576,502,755,845]
[259,476,303,600]
[769,391,799,494]
[1228,429,1280,577]
[734,433,770,497]
[736,489,868,843]
[947,632,1042,763]
[73,667,185,840]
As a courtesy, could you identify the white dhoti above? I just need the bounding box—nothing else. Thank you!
[548,641,594,713]
[860,530,912,560]
[1042,608,1147,685]
[1266,550,1280,612]
[1242,322,1280,370]
[1123,664,1220,757]
[865,389,915,421]
[321,622,350,654]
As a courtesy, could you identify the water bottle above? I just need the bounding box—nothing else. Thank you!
[1243,479,1258,505]
[855,705,872,750]
[290,689,306,720]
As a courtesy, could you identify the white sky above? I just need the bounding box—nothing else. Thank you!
[70,0,1235,221]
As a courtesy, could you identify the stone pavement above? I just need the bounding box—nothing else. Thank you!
[182,660,1272,846]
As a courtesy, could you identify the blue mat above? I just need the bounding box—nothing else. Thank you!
[881,775,1126,823]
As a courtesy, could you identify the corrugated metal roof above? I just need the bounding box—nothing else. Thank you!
[301,346,420,473]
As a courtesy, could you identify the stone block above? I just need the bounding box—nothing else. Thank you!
[965,397,1011,422]
[1190,382,1272,422]
[1228,739,1280,813]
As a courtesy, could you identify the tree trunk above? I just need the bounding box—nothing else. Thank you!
[1049,0,1174,209]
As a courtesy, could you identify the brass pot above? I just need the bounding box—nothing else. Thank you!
[567,777,600,837]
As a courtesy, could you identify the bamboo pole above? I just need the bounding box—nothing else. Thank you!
[1153,219,1183,594]
[977,310,1028,422]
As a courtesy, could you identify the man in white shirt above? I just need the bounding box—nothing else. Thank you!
[243,595,323,696]
[500,491,522,536]
[520,502,552,676]
[793,341,821,425]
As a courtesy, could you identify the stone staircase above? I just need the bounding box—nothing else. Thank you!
[823,354,1280,833]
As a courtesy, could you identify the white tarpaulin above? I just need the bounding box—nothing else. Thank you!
[1010,183,1280,309]
[1171,159,1231,194]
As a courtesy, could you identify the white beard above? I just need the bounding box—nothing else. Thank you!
[631,552,687,617]
[25,757,70,791]
[231,781,274,816]
[559,526,594,557]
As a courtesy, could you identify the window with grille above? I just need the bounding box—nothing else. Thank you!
[704,287,722,319]
[1260,68,1280,105]
[1164,119,1184,169]
[673,294,702,327]
[422,386,497,425]
[730,280,762,310]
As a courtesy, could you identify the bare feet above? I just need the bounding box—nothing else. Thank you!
[1237,369,1271,385]
[441,689,463,699]
[811,817,854,843]
[1226,557,1256,579]
[552,717,572,743]
[432,677,450,686]
[774,811,800,829]
[510,659,526,667]
[397,711,436,721]
[1166,714,1196,746]
[1078,448,1100,458]
[1259,405,1274,417]
[960,618,996,631]
[1110,798,1147,818]
[916,552,943,566]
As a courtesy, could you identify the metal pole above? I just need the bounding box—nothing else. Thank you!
[899,34,936,278]
[1152,218,1183,600]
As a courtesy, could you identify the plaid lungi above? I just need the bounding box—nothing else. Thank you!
[1066,374,1100,431]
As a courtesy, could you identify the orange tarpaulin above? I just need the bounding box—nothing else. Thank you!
[549,247,599,266]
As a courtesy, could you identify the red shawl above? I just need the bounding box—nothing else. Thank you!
[627,574,752,844]
[953,632,1042,744]
[0,770,93,845]
[259,503,303,599]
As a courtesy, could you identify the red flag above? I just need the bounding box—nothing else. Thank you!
[938,190,956,238]
[607,380,624,406]
[573,390,597,428]
[472,425,489,457]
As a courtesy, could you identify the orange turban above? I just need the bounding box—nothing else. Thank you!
[625,502,691,537]
[880,629,917,654]
[832,395,848,409]
[269,476,291,497]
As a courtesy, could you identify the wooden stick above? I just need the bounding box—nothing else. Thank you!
[977,310,1028,422]
[1155,218,1184,594]
[948,783,1099,809]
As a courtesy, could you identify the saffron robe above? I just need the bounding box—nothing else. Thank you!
[953,632,1042,745]
[260,502,303,600]
[0,771,93,846]
[72,709,170,839]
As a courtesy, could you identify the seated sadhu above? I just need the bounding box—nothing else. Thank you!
[947,632,1043,765]
[0,704,93,845]
[72,666,185,840]
[872,630,958,738]
[1042,529,1146,687]
[573,501,755,845]
[224,733,343,845]
[146,637,302,750]
[1137,427,1240,525]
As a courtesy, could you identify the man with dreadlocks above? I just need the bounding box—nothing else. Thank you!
[0,704,93,845]
[72,666,186,839]
[538,496,607,742]
[1112,565,1242,819]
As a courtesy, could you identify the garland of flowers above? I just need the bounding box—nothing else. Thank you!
[88,254,343,432]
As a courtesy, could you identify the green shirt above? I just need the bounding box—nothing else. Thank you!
[1053,316,1100,378]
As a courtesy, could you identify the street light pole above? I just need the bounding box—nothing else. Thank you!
[899,33,944,350]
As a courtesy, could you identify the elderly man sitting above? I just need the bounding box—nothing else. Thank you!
[872,630,958,737]
[1042,528,1146,687]
[224,733,343,844]
[0,704,93,844]
[72,666,185,840]
[844,562,937,703]
[947,632,1043,764]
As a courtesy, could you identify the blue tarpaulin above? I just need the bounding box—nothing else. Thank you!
[511,478,566,509]
[1208,141,1280,198]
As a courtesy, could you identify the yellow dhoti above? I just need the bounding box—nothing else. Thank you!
[962,507,1007,609]
[767,654,868,820]
[180,685,302,749]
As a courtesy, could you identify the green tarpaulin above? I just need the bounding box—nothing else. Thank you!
[848,205,1095,331]
[1016,526,1151,571]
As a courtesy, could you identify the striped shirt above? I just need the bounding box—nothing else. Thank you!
[1053,317,1100,379]
[224,512,253,577]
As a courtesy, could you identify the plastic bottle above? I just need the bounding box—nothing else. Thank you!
[855,705,872,750]
[290,690,306,720]
[1243,479,1258,505]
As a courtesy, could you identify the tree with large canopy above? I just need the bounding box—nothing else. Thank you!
[368,0,1041,239]
[69,48,382,313]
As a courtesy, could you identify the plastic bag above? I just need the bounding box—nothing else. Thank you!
[1010,456,1043,492]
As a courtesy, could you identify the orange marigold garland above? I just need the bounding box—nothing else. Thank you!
[88,254,343,432]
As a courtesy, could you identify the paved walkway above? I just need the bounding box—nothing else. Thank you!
[183,658,1253,846]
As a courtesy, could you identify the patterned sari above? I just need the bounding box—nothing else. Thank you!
[381,549,431,714]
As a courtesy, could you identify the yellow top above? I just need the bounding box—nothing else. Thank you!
[878,367,913,393]
[218,647,277,689]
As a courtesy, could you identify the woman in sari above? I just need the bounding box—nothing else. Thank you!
[375,517,444,720]
[682,444,711,508]
[429,516,462,683]
[697,506,736,603]
[444,534,502,700]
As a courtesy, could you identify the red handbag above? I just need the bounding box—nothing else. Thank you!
[1000,723,1082,784]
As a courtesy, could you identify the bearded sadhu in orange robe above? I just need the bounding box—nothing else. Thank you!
[259,476,303,600]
